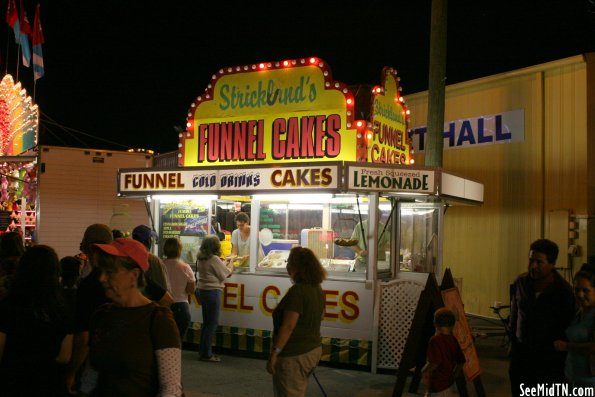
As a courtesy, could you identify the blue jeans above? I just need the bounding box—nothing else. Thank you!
[197,289,221,358]
[170,302,191,341]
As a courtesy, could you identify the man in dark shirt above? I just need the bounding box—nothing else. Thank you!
[65,224,113,394]
[508,239,574,396]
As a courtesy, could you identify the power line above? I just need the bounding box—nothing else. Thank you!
[39,111,132,149]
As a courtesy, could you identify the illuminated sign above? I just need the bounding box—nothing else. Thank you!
[0,75,38,156]
[118,163,341,195]
[181,57,361,166]
[368,67,413,165]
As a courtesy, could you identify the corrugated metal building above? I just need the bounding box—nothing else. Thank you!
[406,54,595,316]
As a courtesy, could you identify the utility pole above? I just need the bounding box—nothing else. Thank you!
[425,0,448,167]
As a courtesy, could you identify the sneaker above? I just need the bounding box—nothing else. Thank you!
[200,355,221,362]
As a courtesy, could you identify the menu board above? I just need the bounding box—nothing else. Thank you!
[159,201,208,263]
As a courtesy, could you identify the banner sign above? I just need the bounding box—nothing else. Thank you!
[368,68,412,165]
[409,109,525,152]
[190,273,375,341]
[181,57,360,166]
[346,163,436,194]
[118,163,342,196]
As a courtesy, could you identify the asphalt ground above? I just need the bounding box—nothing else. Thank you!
[180,335,511,397]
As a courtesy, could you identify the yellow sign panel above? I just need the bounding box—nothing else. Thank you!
[182,58,360,167]
[368,68,412,165]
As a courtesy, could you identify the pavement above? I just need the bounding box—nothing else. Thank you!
[180,335,511,397]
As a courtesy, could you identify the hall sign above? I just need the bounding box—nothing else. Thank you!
[346,164,436,194]
[409,109,525,152]
[117,164,342,196]
[180,57,413,167]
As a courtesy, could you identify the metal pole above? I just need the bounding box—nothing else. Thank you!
[425,0,448,167]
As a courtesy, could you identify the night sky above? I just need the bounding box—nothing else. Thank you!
[3,0,595,154]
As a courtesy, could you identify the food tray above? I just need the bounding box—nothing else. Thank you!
[321,258,355,272]
[258,249,290,269]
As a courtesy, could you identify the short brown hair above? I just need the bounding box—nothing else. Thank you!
[234,212,250,224]
[286,246,327,285]
[163,237,182,259]
[197,235,221,261]
[434,307,456,328]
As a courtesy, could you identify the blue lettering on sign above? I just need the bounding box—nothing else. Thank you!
[192,174,217,188]
[457,120,475,146]
[220,172,261,188]
[410,110,522,152]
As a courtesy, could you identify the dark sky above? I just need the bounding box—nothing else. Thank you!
[4,0,595,154]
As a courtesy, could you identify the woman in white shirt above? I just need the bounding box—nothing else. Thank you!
[231,212,251,264]
[163,238,196,340]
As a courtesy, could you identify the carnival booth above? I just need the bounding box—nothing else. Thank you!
[117,57,483,370]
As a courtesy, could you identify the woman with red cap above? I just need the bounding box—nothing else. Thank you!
[78,238,182,397]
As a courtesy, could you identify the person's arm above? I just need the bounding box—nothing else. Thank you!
[351,245,368,257]
[0,331,5,363]
[421,361,438,386]
[213,257,234,281]
[77,360,99,397]
[554,339,595,354]
[231,230,239,256]
[66,331,89,394]
[158,291,174,308]
[184,280,196,295]
[350,224,367,257]
[226,259,234,278]
[56,333,73,364]
[508,281,518,343]
[155,348,183,397]
[266,310,299,375]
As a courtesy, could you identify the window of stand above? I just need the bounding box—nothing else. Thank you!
[253,194,397,280]
[398,202,443,274]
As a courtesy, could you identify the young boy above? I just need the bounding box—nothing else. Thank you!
[421,308,466,396]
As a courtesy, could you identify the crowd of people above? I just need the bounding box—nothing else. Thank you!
[0,216,328,397]
[507,239,595,395]
[0,224,186,397]
[0,218,593,397]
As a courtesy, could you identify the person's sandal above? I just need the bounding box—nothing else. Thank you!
[200,355,221,362]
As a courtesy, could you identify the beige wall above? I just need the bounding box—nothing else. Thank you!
[406,55,594,316]
[37,146,152,259]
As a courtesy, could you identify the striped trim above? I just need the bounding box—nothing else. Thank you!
[185,321,371,366]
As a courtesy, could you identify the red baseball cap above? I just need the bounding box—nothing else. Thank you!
[93,238,149,272]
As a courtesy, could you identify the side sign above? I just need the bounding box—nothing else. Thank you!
[410,109,524,152]
[368,67,412,165]
[346,164,436,194]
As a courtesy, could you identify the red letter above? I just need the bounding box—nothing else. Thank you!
[323,290,339,320]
